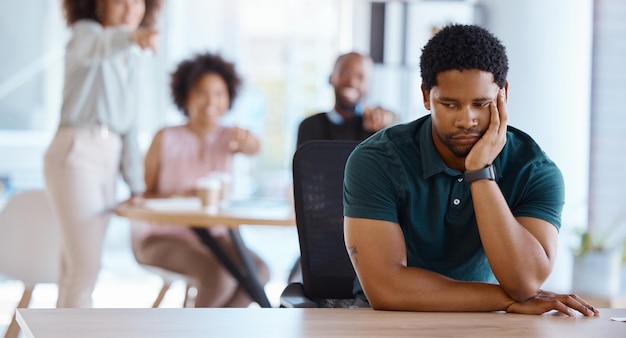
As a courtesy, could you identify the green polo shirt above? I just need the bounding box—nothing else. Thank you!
[344,115,564,300]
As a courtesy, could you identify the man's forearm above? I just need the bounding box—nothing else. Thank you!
[346,217,518,311]
[364,266,515,312]
[469,180,554,301]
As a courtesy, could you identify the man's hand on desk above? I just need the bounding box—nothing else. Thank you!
[505,290,600,317]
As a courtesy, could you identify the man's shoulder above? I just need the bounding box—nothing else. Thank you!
[299,112,329,126]
[504,126,549,158]
[359,115,428,147]
[506,125,536,142]
[297,112,331,147]
[501,125,561,174]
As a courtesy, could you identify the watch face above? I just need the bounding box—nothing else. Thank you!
[489,164,497,179]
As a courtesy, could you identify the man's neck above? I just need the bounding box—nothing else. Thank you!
[334,106,357,120]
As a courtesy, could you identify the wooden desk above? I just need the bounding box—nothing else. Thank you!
[115,198,295,308]
[17,308,626,338]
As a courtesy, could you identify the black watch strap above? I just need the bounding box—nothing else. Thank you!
[463,164,496,184]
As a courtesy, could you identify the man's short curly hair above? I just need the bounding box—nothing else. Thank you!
[62,0,163,28]
[170,52,241,116]
[420,24,508,91]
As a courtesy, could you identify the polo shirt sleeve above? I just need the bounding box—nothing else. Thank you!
[512,159,564,231]
[344,144,399,224]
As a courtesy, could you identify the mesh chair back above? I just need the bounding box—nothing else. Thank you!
[292,140,359,300]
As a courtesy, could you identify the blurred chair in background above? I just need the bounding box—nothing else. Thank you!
[280,141,359,308]
[137,263,197,308]
[0,190,61,338]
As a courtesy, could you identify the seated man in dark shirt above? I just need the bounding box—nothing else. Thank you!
[289,52,396,284]
[296,52,395,147]
[344,24,598,316]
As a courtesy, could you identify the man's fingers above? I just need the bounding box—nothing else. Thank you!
[489,101,500,133]
[497,88,507,134]
[538,293,598,317]
[363,107,393,131]
[565,294,599,316]
[552,301,576,317]
[371,110,383,126]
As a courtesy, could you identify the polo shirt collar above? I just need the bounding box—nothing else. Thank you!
[326,109,344,125]
[418,117,462,179]
[327,102,364,125]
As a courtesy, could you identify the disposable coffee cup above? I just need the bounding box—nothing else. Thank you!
[207,172,232,208]
[197,177,222,212]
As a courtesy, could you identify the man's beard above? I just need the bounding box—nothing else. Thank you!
[435,128,485,158]
[335,88,359,113]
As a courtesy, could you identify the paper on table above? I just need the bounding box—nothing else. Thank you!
[222,198,293,219]
[610,317,626,322]
[143,197,202,211]
[141,197,292,218]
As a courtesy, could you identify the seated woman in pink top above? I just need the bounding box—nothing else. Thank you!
[131,52,268,307]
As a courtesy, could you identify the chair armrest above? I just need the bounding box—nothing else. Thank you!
[279,283,318,308]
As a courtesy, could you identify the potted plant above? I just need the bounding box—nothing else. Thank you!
[571,212,626,297]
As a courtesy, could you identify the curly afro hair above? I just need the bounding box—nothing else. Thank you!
[170,52,242,116]
[420,24,508,91]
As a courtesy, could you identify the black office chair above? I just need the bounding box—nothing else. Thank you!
[280,140,360,308]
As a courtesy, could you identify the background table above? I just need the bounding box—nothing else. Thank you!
[17,308,626,338]
[116,198,295,228]
[115,197,295,308]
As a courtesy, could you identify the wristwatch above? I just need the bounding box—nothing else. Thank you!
[463,164,497,184]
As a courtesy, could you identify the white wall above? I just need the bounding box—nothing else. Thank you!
[0,0,64,192]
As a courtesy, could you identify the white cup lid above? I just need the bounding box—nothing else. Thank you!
[196,177,222,189]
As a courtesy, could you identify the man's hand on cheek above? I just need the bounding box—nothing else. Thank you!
[465,89,507,170]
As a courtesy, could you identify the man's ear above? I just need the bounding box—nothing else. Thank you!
[421,84,431,110]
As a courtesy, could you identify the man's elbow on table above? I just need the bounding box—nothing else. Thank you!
[500,278,544,302]
[358,267,427,311]
[499,260,554,302]
[363,284,408,311]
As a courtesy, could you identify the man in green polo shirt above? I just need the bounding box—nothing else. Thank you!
[343,24,598,316]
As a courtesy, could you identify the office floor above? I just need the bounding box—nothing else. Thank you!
[0,217,300,337]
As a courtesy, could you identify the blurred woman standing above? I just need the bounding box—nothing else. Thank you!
[44,0,162,308]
